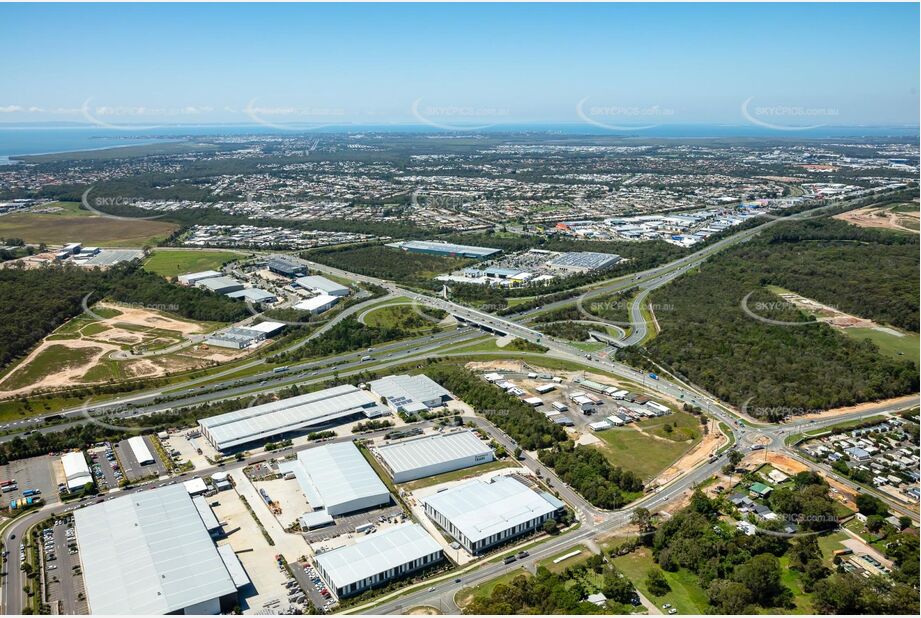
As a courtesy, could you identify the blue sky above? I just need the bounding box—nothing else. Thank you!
[0,2,918,127]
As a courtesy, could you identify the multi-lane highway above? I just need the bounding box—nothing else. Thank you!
[1,190,917,615]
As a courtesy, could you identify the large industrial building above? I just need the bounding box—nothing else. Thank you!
[196,276,245,295]
[295,275,351,297]
[204,320,286,350]
[60,451,93,491]
[388,240,501,259]
[373,430,494,483]
[73,484,247,615]
[278,441,391,516]
[178,270,223,286]
[266,255,307,277]
[546,251,621,273]
[368,374,452,415]
[127,435,155,465]
[226,288,277,304]
[199,384,388,451]
[314,523,443,598]
[423,475,564,554]
[294,293,339,314]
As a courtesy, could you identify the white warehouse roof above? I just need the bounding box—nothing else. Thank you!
[295,275,350,296]
[278,441,390,516]
[73,485,237,615]
[294,293,340,312]
[246,321,286,335]
[423,476,559,545]
[369,374,452,413]
[61,451,93,491]
[127,435,154,465]
[374,430,493,482]
[315,524,442,592]
[178,270,222,285]
[199,384,387,450]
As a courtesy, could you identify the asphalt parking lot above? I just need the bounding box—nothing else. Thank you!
[114,436,167,481]
[41,516,87,615]
[303,504,406,544]
[0,454,57,507]
[88,445,121,490]
[296,560,338,612]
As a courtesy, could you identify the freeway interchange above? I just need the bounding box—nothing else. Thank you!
[2,192,919,615]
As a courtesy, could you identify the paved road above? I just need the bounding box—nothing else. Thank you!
[2,189,914,614]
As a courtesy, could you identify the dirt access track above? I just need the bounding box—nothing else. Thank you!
[0,302,242,397]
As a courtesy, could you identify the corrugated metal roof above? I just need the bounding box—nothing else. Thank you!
[61,451,92,490]
[368,375,451,412]
[127,435,154,464]
[315,524,442,590]
[295,275,350,295]
[217,545,250,589]
[547,251,621,270]
[193,495,221,531]
[374,430,492,476]
[278,441,390,514]
[393,240,500,258]
[199,385,385,450]
[423,476,558,544]
[73,485,236,615]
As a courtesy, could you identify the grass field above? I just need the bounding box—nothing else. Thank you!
[843,327,919,366]
[143,249,245,277]
[0,201,178,247]
[778,555,814,614]
[816,530,850,566]
[593,411,702,481]
[613,548,708,614]
[363,304,447,332]
[537,546,589,573]
[455,568,531,608]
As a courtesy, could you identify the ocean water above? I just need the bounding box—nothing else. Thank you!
[0,123,917,163]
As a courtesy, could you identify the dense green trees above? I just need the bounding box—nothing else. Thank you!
[427,364,640,507]
[463,561,638,615]
[638,218,918,414]
[0,262,247,370]
[645,567,671,596]
[642,480,920,613]
[811,573,919,614]
[539,443,643,509]
[272,316,411,362]
[425,364,566,450]
[305,244,472,286]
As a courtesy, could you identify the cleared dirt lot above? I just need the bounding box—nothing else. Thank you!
[834,203,920,234]
[0,302,234,397]
[212,486,297,614]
